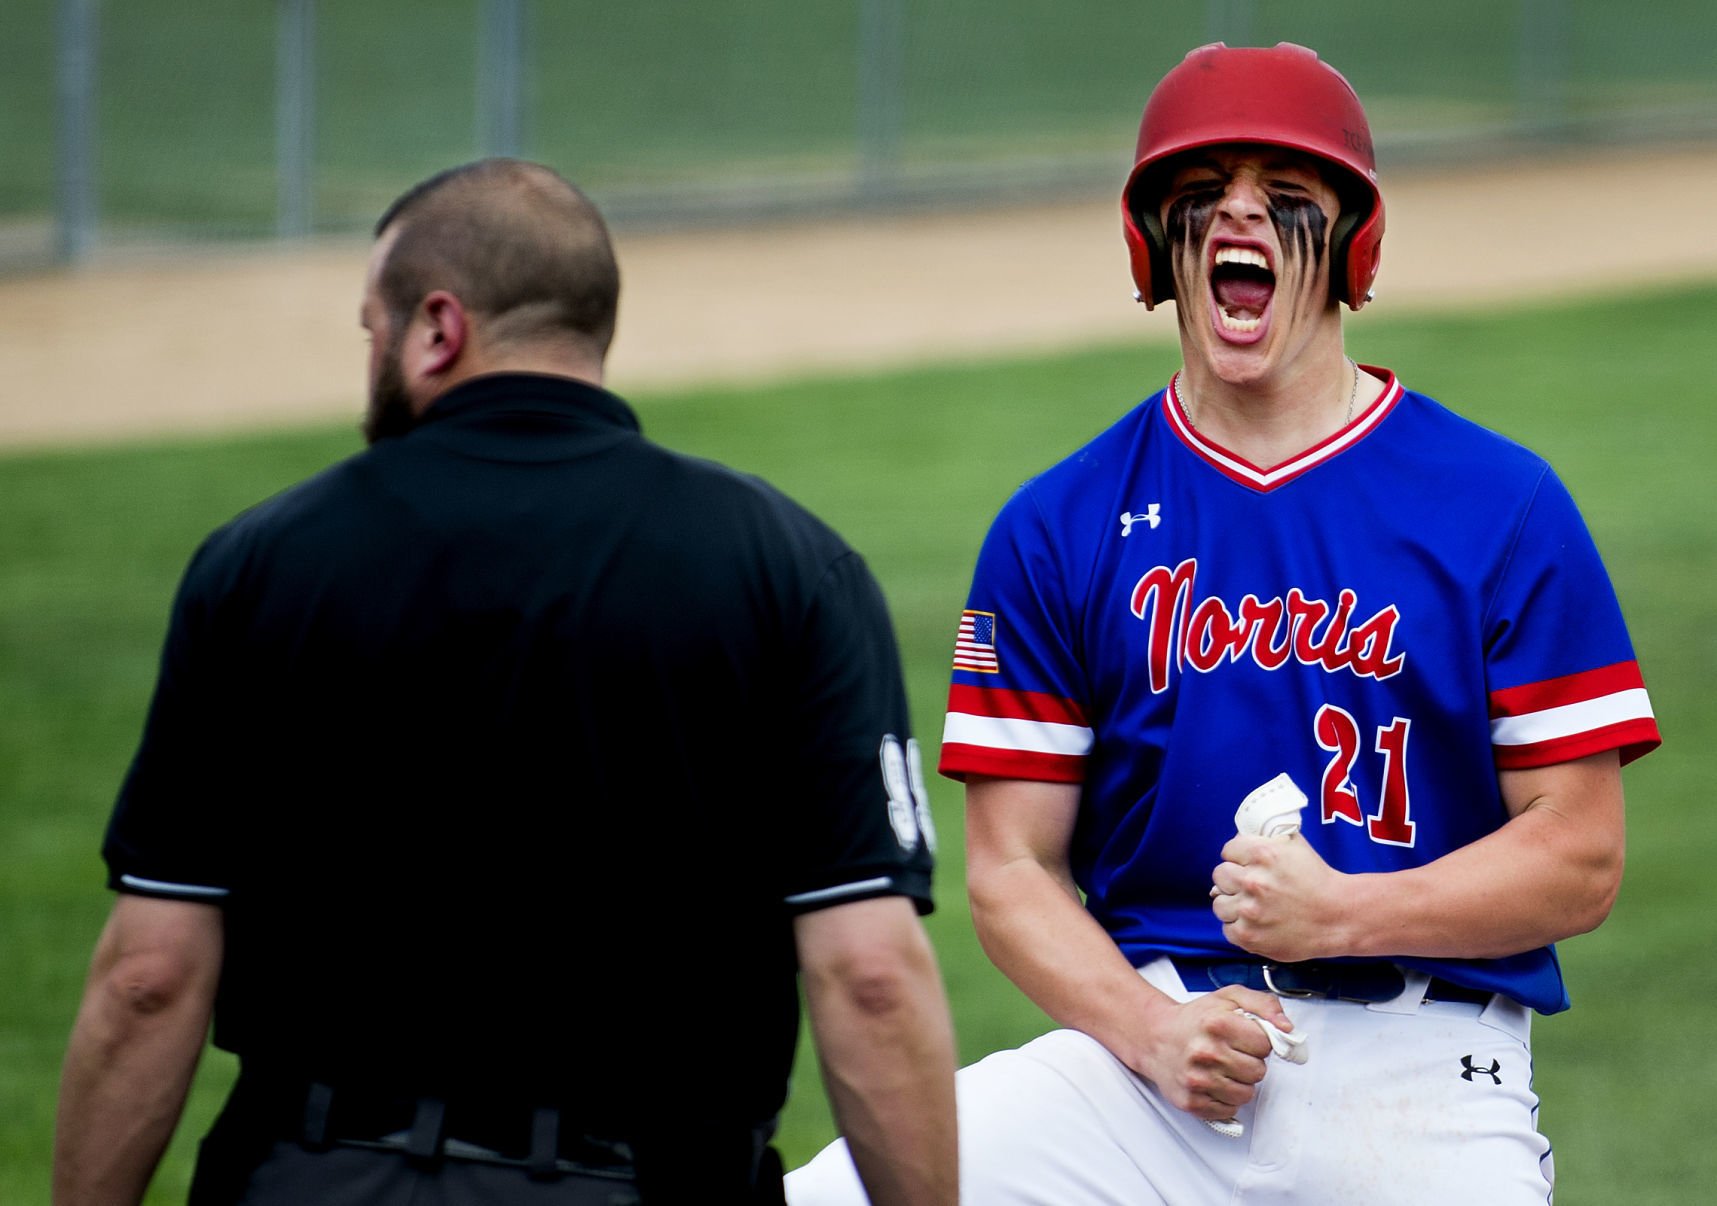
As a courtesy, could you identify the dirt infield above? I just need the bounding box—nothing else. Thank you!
[2,144,1713,451]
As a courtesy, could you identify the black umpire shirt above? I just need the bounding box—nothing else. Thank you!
[102,373,936,1187]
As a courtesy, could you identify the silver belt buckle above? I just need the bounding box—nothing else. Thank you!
[1261,963,1319,999]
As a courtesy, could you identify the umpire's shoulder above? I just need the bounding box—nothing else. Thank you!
[193,448,370,563]
[643,439,859,565]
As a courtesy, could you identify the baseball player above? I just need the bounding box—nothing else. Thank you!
[786,42,1660,1204]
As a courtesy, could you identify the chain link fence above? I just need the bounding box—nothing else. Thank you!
[3,0,1713,270]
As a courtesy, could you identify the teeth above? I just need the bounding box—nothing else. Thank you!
[1214,246,1269,269]
[1220,313,1262,333]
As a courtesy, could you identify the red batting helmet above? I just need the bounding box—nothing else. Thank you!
[1121,42,1384,311]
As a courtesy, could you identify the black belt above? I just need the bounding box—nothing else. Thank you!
[235,1073,637,1182]
[1171,958,1496,1006]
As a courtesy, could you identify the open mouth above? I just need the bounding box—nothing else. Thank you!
[1210,245,1274,337]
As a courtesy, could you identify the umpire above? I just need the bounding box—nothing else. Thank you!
[54,159,958,1205]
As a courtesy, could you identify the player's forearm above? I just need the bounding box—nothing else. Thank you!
[802,924,958,1205]
[1223,753,1627,964]
[964,776,1187,1073]
[54,967,213,1204]
[1336,803,1622,960]
[969,855,1179,1070]
[1322,752,1626,960]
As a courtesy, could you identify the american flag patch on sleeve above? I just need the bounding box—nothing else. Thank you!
[953,610,1000,674]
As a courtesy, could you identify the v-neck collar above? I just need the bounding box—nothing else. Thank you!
[1164,365,1403,493]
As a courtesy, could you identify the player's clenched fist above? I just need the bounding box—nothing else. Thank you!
[1211,832,1350,963]
[1135,986,1290,1120]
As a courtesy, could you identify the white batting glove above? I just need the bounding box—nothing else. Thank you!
[1239,1010,1309,1063]
[1207,773,1312,1140]
[1234,771,1308,838]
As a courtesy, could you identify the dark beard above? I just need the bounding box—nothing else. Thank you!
[363,338,417,445]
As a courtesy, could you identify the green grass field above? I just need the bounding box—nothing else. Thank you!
[2,281,1712,1204]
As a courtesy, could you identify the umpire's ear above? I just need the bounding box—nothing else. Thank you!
[403,289,470,384]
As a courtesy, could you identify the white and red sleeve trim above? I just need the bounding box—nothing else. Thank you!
[1166,367,1404,494]
[939,684,1092,783]
[1489,661,1661,769]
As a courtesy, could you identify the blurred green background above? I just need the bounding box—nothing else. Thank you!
[3,0,1714,259]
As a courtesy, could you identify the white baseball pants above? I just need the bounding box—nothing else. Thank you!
[785,958,1554,1205]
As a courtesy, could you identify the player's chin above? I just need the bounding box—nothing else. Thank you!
[1200,332,1279,388]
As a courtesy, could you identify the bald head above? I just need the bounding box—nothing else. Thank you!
[373,158,620,360]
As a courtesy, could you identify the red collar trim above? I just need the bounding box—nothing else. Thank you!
[1165,366,1403,493]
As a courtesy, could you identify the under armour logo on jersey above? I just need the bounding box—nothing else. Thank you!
[1120,505,1161,536]
[1460,1055,1502,1084]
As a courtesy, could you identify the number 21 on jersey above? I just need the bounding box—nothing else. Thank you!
[1314,705,1416,847]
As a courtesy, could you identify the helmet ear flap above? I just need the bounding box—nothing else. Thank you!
[1328,209,1360,305]
[1137,207,1172,304]
[1124,173,1175,307]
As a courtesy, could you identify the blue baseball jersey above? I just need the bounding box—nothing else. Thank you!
[941,369,1659,1014]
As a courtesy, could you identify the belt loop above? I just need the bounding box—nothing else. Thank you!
[527,1107,561,1181]
[1367,967,1431,1015]
[301,1082,335,1151]
[405,1097,447,1165]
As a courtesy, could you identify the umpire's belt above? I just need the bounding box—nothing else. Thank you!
[1171,958,1494,1006]
[235,1071,637,1181]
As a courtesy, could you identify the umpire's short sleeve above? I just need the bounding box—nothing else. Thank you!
[777,551,935,916]
[102,535,240,904]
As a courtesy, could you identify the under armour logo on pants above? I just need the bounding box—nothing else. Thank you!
[1460,1055,1502,1084]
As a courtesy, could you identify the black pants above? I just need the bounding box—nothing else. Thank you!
[201,1141,640,1205]
[188,1075,785,1205]
[193,1138,786,1206]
